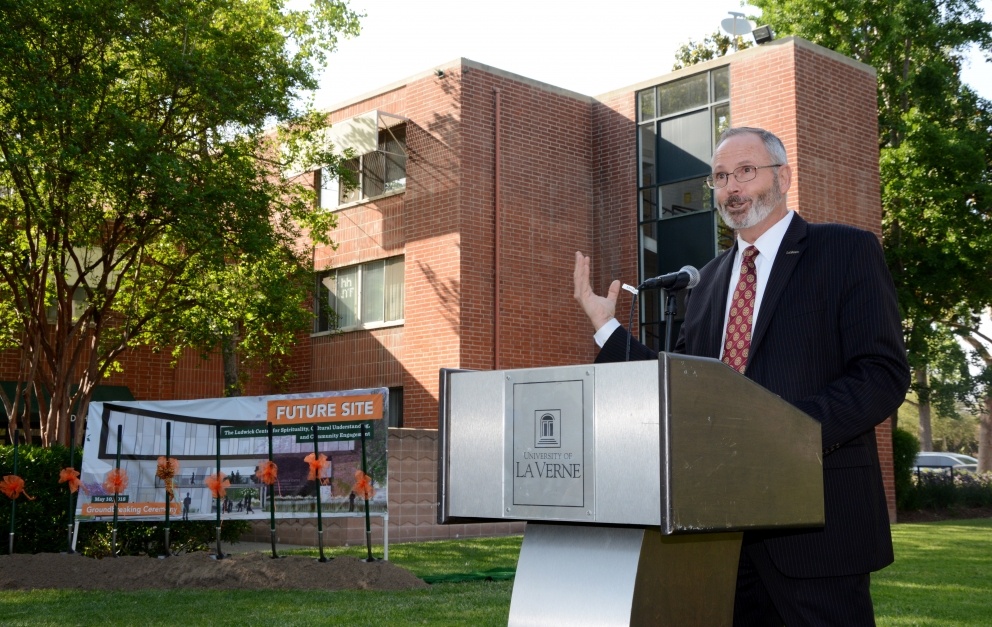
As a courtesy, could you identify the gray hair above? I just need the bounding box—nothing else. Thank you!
[716,127,788,165]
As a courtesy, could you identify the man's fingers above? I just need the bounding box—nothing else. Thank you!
[606,279,621,304]
[573,251,590,300]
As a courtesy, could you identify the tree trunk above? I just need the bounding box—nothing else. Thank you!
[222,335,242,397]
[915,368,933,450]
[960,332,992,471]
[979,395,992,474]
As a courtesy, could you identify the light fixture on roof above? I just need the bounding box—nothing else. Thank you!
[435,69,445,79]
[752,25,774,44]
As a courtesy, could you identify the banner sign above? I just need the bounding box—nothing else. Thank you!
[76,389,388,523]
[267,394,383,424]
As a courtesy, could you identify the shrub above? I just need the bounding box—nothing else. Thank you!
[2,443,249,555]
[952,471,992,508]
[75,519,252,558]
[904,468,992,512]
[0,443,75,553]
[910,471,959,509]
[892,428,920,510]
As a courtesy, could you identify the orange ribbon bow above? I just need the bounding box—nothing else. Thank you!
[257,460,278,485]
[103,468,129,495]
[353,470,375,500]
[205,472,230,499]
[304,453,329,481]
[59,467,81,494]
[0,475,35,500]
[155,457,180,500]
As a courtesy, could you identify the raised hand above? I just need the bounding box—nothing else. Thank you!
[573,251,620,332]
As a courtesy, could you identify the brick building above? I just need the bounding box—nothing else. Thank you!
[3,36,898,544]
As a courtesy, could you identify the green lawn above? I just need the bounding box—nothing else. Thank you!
[873,518,992,627]
[0,521,988,626]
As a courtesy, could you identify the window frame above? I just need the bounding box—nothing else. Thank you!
[313,256,405,334]
[635,66,732,352]
[319,124,407,211]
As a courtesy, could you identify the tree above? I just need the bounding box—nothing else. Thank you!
[748,0,992,465]
[673,30,753,71]
[955,322,992,471]
[0,0,361,445]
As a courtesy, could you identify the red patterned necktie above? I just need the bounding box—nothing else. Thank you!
[722,246,759,373]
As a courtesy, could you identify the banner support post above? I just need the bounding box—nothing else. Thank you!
[65,416,77,554]
[312,423,329,562]
[268,423,279,559]
[214,422,224,559]
[162,422,172,557]
[111,424,122,557]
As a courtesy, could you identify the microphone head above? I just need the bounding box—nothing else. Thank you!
[680,265,701,289]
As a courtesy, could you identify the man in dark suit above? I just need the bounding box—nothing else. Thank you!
[574,127,910,625]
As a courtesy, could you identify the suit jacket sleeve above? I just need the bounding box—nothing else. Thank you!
[776,228,909,451]
[594,326,657,363]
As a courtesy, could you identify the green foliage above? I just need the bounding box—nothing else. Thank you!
[0,444,74,553]
[0,443,249,555]
[900,390,982,455]
[932,407,981,453]
[672,30,753,70]
[893,427,921,509]
[749,0,992,137]
[75,520,251,558]
[0,0,361,441]
[911,327,983,418]
[903,470,992,511]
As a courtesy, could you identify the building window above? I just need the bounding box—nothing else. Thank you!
[387,387,403,428]
[314,256,404,332]
[319,124,406,210]
[636,67,734,352]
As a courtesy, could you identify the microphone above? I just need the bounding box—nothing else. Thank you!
[637,265,700,291]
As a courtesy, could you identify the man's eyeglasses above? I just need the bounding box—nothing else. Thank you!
[705,164,782,189]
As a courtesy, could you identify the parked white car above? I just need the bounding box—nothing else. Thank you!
[914,452,978,474]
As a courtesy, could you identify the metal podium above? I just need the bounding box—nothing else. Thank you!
[438,354,824,626]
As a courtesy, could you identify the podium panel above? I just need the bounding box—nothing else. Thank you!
[439,355,824,532]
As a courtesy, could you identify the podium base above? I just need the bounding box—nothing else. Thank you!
[509,524,741,627]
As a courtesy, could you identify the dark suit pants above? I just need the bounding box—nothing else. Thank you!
[733,540,875,627]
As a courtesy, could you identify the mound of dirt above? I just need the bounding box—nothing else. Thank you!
[0,551,428,592]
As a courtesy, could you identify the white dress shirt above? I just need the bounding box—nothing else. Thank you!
[719,210,795,356]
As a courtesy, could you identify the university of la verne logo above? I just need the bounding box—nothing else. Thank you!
[535,409,561,448]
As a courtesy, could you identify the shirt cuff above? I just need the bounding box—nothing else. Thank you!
[593,318,621,348]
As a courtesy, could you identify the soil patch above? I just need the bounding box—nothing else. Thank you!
[0,551,428,592]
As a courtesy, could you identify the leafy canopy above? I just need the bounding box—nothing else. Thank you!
[0,0,361,444]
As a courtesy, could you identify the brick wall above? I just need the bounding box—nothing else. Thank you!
[591,88,639,334]
[307,61,608,429]
[391,68,462,429]
[457,63,598,373]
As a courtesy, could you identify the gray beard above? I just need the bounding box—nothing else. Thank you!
[717,182,782,231]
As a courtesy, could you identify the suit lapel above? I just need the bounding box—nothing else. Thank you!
[748,214,809,360]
